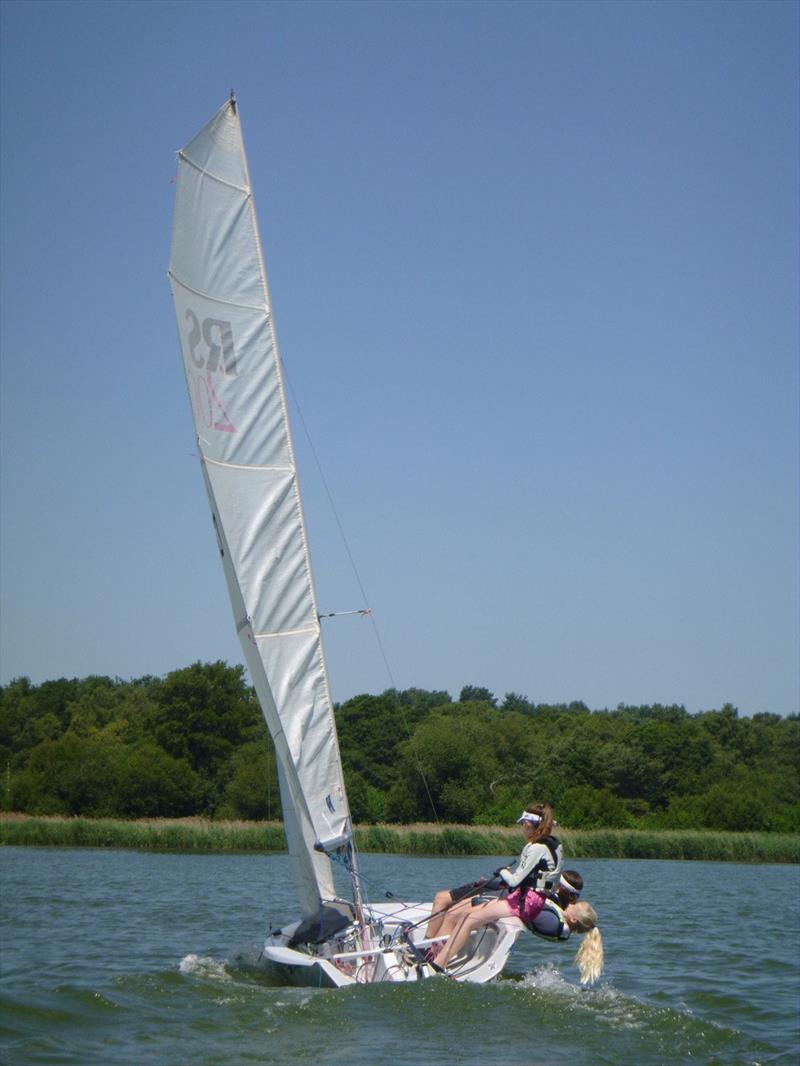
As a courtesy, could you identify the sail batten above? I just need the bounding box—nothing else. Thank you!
[254,626,320,640]
[177,150,251,193]
[168,269,268,313]
[169,99,352,919]
[201,457,293,473]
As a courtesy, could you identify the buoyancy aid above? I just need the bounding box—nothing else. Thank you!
[527,898,571,941]
[499,835,563,895]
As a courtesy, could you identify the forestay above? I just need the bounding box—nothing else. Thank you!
[168,99,351,918]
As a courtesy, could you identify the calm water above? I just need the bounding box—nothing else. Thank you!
[1,847,798,1065]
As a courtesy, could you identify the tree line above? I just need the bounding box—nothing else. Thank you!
[1,663,797,832]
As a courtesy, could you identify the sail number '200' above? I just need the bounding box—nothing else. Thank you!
[184,309,237,434]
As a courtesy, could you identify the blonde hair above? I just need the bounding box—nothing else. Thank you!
[569,902,604,985]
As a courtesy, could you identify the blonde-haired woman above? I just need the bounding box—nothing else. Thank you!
[562,901,605,985]
[523,874,603,984]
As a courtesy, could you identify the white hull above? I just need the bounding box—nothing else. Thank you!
[259,901,525,987]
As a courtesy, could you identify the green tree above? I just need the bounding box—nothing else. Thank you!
[500,692,534,715]
[559,784,632,829]
[116,744,206,817]
[336,688,451,799]
[9,732,123,816]
[392,704,503,822]
[218,741,280,821]
[2,669,798,830]
[459,685,497,707]
[343,771,388,823]
[146,662,263,806]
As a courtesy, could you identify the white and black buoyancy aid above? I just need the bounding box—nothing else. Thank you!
[499,835,563,896]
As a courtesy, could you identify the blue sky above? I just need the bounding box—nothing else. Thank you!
[1,0,797,715]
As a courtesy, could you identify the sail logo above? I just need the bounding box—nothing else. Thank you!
[184,309,238,375]
[184,309,237,434]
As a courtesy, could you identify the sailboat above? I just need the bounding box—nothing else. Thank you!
[167,97,524,986]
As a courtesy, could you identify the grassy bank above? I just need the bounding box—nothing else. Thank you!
[2,814,798,863]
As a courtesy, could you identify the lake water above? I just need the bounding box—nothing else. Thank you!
[1,847,798,1064]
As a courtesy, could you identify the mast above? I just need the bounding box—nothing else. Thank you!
[168,99,359,920]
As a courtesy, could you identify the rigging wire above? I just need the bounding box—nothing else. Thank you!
[328,849,418,923]
[281,359,444,833]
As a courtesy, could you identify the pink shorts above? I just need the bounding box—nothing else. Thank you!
[504,888,545,924]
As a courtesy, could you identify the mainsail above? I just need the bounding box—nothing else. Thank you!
[168,99,351,918]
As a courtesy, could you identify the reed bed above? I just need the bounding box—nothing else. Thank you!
[556,828,800,864]
[353,824,800,863]
[0,814,284,853]
[1,814,798,863]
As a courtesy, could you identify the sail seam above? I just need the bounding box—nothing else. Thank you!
[168,270,269,314]
[201,455,294,474]
[177,150,250,194]
[253,624,319,640]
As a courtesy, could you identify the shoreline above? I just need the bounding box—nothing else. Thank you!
[1,814,798,863]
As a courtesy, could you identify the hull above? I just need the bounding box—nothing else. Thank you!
[258,900,525,986]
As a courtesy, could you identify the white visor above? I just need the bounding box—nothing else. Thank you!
[516,811,542,825]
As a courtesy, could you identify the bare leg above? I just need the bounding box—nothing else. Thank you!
[425,890,457,939]
[427,897,474,945]
[436,898,511,970]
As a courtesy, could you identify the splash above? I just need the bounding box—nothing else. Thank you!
[517,964,574,994]
[178,954,230,982]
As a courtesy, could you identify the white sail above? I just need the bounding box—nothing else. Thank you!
[168,99,351,918]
